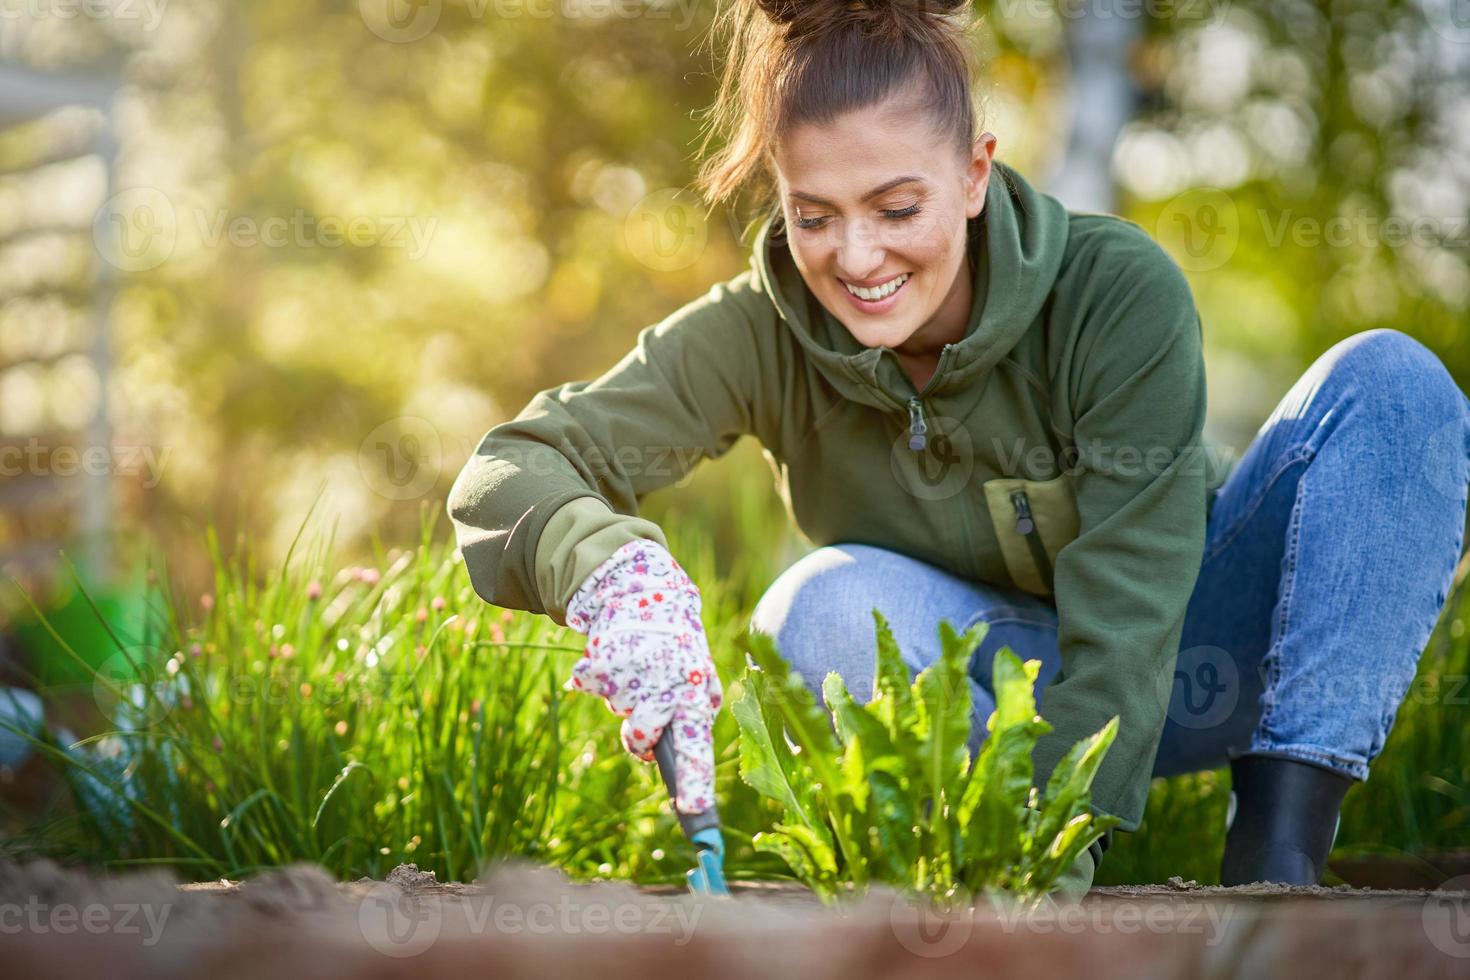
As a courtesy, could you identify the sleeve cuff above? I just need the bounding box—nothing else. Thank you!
[532,495,670,626]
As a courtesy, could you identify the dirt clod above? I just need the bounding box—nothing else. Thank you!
[385,862,439,891]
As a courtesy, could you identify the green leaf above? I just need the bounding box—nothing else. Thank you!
[753,830,836,903]
[732,623,1121,904]
[737,630,866,885]
[824,670,901,775]
[913,619,986,882]
[777,820,840,878]
[731,672,818,829]
[870,610,916,744]
[1027,716,1121,864]
[957,648,1051,892]
[989,646,1042,733]
[866,769,921,881]
[916,619,985,797]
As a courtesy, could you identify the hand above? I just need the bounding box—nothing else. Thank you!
[564,539,722,813]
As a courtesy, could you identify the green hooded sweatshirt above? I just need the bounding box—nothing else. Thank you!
[447,160,1232,833]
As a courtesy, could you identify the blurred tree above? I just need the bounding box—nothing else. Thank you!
[0,0,1462,592]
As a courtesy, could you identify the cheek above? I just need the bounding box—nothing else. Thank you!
[790,240,832,284]
[897,214,962,271]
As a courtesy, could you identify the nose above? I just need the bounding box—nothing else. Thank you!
[836,216,885,282]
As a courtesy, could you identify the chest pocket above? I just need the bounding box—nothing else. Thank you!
[982,473,1081,598]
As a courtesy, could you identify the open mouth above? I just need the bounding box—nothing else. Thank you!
[837,272,911,313]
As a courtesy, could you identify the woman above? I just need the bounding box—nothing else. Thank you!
[447,0,1470,894]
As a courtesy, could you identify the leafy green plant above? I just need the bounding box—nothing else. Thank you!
[732,610,1120,906]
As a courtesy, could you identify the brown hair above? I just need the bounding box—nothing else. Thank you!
[694,0,981,230]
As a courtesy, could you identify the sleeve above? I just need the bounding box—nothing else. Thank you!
[1031,242,1209,833]
[446,271,776,625]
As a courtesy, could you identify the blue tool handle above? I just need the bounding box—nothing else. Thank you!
[652,729,721,837]
[651,728,729,897]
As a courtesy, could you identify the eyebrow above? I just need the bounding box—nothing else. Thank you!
[787,175,926,207]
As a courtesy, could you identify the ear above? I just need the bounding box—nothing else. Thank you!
[963,132,998,219]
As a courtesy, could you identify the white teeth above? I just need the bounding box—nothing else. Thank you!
[843,272,909,302]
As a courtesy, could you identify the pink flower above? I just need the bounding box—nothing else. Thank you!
[200,594,214,611]
[358,568,381,586]
[431,596,446,612]
[306,581,323,601]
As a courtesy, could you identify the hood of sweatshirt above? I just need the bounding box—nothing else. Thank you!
[748,159,1071,414]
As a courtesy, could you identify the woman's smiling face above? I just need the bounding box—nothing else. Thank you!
[770,89,996,358]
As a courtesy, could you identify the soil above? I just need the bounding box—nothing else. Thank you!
[3,859,1469,979]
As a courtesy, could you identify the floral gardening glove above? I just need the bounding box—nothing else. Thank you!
[564,539,722,813]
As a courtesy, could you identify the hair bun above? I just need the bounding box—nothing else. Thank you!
[755,0,967,27]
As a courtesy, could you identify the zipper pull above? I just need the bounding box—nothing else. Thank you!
[1010,489,1056,593]
[1011,490,1035,535]
[907,397,927,451]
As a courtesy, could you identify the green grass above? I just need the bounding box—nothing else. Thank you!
[5,452,1468,887]
[1,510,770,883]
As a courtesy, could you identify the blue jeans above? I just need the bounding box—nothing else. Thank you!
[749,329,1470,782]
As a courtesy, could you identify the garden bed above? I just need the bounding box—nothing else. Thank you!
[3,859,1468,979]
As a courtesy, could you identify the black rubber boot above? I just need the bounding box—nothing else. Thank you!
[1219,751,1357,886]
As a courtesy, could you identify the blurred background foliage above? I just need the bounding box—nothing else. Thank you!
[0,0,1465,590]
[0,0,1467,881]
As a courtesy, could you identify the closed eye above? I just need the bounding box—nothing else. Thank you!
[794,204,923,230]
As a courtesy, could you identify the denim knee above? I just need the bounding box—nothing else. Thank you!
[1328,328,1467,426]
[1322,328,1470,495]
[749,544,897,701]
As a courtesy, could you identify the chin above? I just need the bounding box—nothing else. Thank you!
[835,315,919,350]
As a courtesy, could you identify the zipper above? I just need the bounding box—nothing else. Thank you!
[901,343,955,453]
[1010,490,1055,593]
[873,341,977,577]
[907,397,927,451]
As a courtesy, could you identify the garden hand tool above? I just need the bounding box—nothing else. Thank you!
[652,731,729,896]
